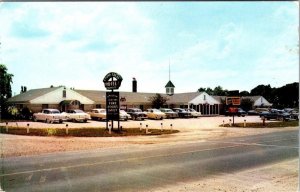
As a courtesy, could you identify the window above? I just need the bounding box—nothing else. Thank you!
[42,104,48,109]
[63,90,66,98]
[204,95,206,100]
[96,104,101,108]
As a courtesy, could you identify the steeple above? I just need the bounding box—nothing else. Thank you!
[165,58,175,96]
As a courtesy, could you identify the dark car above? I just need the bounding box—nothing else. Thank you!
[172,108,191,118]
[289,110,299,120]
[126,108,147,120]
[247,110,259,116]
[160,108,179,119]
[260,109,290,121]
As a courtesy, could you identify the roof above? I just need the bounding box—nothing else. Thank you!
[165,80,175,88]
[6,87,61,103]
[167,92,202,104]
[75,90,160,104]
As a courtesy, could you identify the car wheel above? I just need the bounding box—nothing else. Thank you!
[83,119,87,123]
[59,120,63,124]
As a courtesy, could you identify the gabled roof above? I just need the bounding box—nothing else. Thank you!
[167,92,202,104]
[165,80,175,88]
[6,87,61,103]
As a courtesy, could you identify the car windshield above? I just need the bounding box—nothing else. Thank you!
[152,109,160,112]
[50,110,60,114]
[189,109,196,112]
[134,109,142,112]
[74,110,84,113]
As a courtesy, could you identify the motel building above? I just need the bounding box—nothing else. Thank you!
[6,78,272,115]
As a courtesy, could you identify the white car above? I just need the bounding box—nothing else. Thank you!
[62,109,91,123]
[186,108,201,118]
[33,109,66,123]
[120,110,131,121]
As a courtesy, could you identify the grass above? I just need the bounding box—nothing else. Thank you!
[221,120,299,128]
[0,126,179,137]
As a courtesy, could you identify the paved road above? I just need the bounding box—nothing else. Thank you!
[0,130,298,192]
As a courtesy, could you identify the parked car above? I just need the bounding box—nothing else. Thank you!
[247,110,259,116]
[172,108,191,118]
[159,108,179,119]
[260,109,290,121]
[145,109,166,120]
[88,109,106,121]
[126,108,147,120]
[62,109,91,123]
[120,110,131,121]
[225,108,246,117]
[185,108,201,118]
[289,110,299,120]
[33,109,66,123]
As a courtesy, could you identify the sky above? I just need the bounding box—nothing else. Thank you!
[0,2,298,96]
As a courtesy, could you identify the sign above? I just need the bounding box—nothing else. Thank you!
[103,72,123,90]
[226,97,241,106]
[106,92,119,121]
[228,107,238,113]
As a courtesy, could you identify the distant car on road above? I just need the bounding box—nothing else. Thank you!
[33,109,66,124]
[126,108,147,120]
[88,109,106,121]
[62,109,91,123]
[159,108,179,119]
[145,109,166,120]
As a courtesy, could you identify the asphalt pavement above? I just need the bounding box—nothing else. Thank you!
[0,129,298,192]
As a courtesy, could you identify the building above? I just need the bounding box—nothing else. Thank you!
[7,86,223,115]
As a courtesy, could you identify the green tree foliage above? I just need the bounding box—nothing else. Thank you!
[197,87,214,95]
[149,93,168,109]
[240,98,254,111]
[239,91,250,96]
[0,64,14,117]
[250,84,273,102]
[272,82,299,108]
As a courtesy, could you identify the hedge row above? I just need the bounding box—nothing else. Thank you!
[0,126,179,137]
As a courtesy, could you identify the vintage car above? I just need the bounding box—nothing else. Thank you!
[88,108,107,121]
[145,109,166,120]
[33,109,66,124]
[260,109,290,121]
[172,108,191,118]
[126,108,147,120]
[62,109,91,123]
[120,110,131,121]
[185,108,201,118]
[159,108,179,119]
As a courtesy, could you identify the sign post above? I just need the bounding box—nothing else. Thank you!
[103,72,123,132]
[225,96,241,126]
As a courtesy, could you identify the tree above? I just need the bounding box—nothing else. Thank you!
[273,82,299,108]
[240,98,254,111]
[197,87,213,95]
[149,93,168,109]
[250,84,273,102]
[239,91,250,96]
[213,86,225,96]
[0,64,14,118]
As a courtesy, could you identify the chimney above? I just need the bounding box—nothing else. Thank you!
[132,77,137,92]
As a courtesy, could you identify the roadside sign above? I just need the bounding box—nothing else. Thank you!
[106,91,119,121]
[226,97,241,106]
